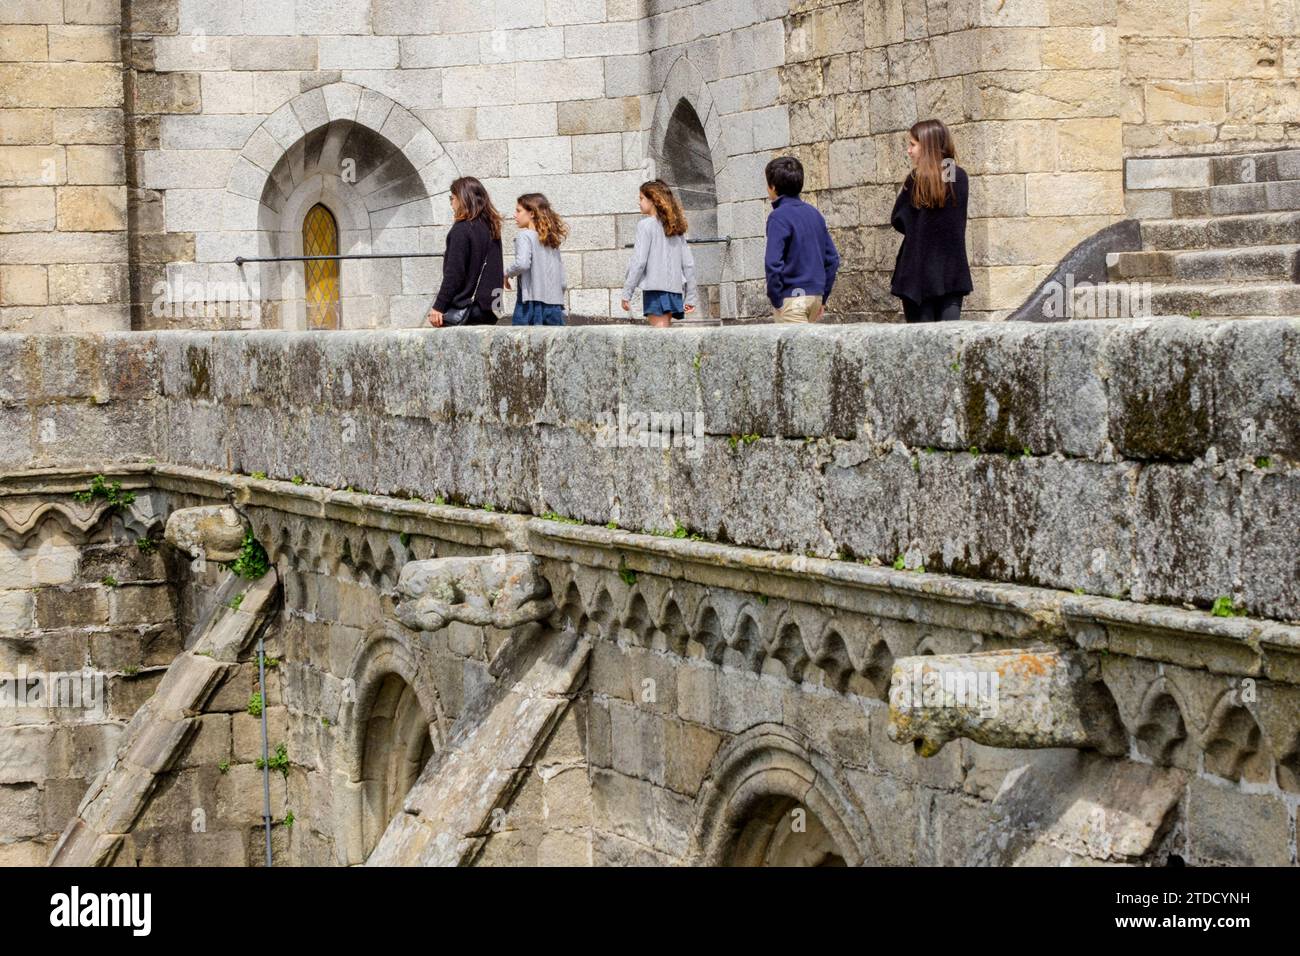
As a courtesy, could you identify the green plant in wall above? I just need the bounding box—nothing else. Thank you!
[256,743,289,778]
[250,471,268,480]
[1211,596,1245,618]
[291,475,305,485]
[101,576,118,588]
[617,557,637,586]
[136,537,157,554]
[283,810,295,829]
[541,511,581,525]
[247,691,263,717]
[227,593,245,610]
[217,760,229,774]
[74,474,136,510]
[229,530,270,580]
[123,665,138,676]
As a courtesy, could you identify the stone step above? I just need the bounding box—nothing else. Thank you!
[1107,244,1300,283]
[1170,179,1300,218]
[1127,149,1300,191]
[1211,149,1300,186]
[1059,281,1300,320]
[1139,211,1300,250]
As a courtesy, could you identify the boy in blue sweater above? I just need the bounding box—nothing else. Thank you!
[764,156,840,323]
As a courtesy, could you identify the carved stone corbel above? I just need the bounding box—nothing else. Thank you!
[887,647,1126,757]
[394,553,554,632]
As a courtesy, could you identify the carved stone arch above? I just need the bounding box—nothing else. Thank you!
[1130,677,1192,767]
[339,620,447,860]
[690,602,726,664]
[225,82,460,330]
[690,724,875,867]
[553,580,586,634]
[1201,691,1271,784]
[648,55,729,320]
[767,613,811,683]
[621,589,654,643]
[653,592,689,656]
[725,604,765,673]
[807,621,856,693]
[584,585,615,635]
[860,638,895,699]
[0,496,160,549]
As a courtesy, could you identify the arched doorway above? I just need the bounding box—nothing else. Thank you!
[302,203,340,329]
[727,795,847,866]
[691,725,874,866]
[359,673,435,857]
[659,99,720,320]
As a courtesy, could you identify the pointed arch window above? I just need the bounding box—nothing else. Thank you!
[303,203,340,329]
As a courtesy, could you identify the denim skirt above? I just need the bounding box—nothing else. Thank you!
[512,300,566,326]
[642,289,684,320]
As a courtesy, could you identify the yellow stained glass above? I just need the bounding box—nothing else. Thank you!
[303,203,340,330]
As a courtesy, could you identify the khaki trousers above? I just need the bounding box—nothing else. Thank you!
[775,294,824,323]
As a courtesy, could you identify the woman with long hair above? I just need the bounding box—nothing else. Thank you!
[620,179,697,327]
[505,192,567,326]
[890,119,973,322]
[428,176,504,327]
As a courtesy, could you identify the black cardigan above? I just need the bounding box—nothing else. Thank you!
[433,218,504,318]
[889,166,974,303]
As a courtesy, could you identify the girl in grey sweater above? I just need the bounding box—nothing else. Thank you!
[506,193,567,326]
[621,180,697,327]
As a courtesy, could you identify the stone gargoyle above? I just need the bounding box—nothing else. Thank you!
[394,553,555,632]
[164,505,247,562]
[887,647,1126,757]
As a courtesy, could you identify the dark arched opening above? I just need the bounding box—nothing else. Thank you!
[660,99,719,320]
[727,795,848,867]
[359,673,434,857]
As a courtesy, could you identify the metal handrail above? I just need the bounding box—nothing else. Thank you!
[622,236,732,248]
[234,252,441,265]
[235,238,732,265]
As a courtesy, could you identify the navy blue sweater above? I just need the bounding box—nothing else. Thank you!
[764,196,840,308]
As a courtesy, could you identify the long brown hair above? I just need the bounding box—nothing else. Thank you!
[908,119,957,209]
[450,176,502,241]
[517,192,567,249]
[640,179,688,237]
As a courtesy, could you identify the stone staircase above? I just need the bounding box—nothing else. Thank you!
[1102,148,1300,319]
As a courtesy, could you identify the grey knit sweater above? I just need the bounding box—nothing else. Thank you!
[621,216,698,307]
[504,229,566,306]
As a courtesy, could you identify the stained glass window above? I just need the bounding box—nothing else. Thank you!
[303,203,340,330]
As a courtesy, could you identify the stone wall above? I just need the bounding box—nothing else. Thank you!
[781,0,1130,322]
[0,477,180,864]
[3,0,1294,330]
[1121,0,1300,158]
[17,468,1295,867]
[0,0,130,333]
[2,321,1296,621]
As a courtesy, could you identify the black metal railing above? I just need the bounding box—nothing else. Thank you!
[234,252,441,265]
[235,238,733,265]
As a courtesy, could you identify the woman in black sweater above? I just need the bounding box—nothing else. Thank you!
[890,119,973,322]
[428,176,504,327]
